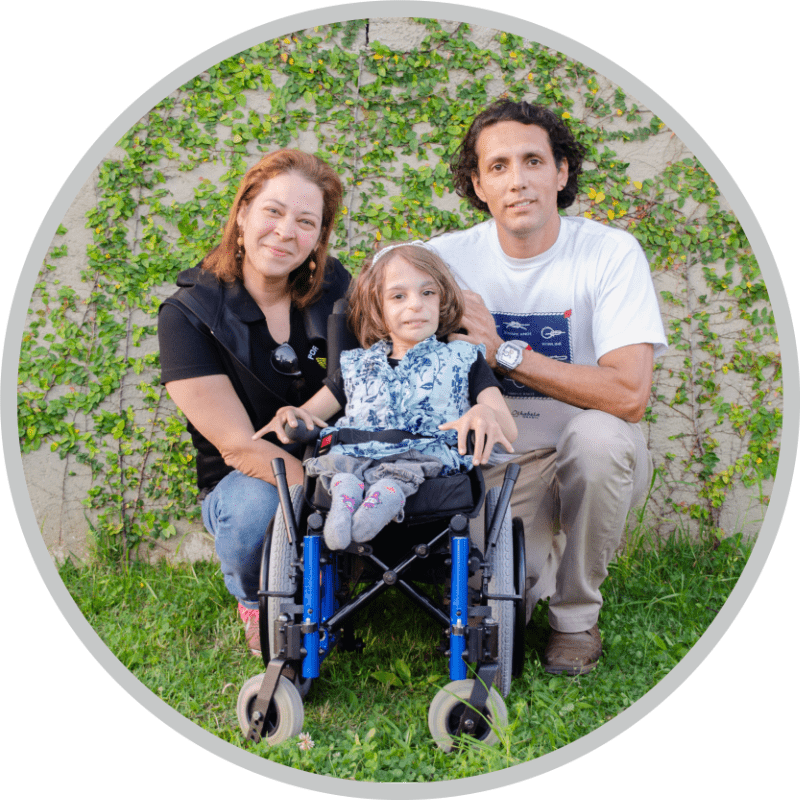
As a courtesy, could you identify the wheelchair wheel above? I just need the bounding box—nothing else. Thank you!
[236,674,304,745]
[266,484,313,698]
[484,486,515,697]
[428,679,508,753]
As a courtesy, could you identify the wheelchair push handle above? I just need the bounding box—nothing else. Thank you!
[486,461,521,553]
[505,462,521,483]
[271,458,300,546]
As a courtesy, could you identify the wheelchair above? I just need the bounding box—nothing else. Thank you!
[236,310,527,752]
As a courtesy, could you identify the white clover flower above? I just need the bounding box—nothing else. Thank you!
[298,732,315,751]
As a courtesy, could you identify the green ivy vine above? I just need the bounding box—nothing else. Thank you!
[18,18,780,559]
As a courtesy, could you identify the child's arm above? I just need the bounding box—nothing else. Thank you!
[438,386,518,465]
[475,386,518,443]
[251,386,343,445]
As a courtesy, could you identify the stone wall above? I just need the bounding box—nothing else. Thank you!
[20,19,781,560]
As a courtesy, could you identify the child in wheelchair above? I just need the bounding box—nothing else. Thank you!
[252,240,517,550]
[239,242,525,750]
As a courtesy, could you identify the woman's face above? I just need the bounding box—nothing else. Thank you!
[236,171,324,289]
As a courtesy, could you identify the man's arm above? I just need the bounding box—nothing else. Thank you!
[450,290,654,423]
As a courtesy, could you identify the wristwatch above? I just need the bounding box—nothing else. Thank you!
[495,340,530,376]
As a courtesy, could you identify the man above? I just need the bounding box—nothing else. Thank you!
[427,99,667,675]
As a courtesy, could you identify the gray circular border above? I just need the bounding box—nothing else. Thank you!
[2,2,795,797]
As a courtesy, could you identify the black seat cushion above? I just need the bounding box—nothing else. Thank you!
[309,469,484,521]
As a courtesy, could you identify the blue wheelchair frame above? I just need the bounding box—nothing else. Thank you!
[243,456,522,747]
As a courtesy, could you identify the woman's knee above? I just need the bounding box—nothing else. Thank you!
[203,470,280,551]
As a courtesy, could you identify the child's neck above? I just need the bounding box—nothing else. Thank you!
[388,337,430,360]
[389,344,408,360]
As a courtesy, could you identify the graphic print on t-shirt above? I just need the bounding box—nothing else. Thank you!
[492,310,573,398]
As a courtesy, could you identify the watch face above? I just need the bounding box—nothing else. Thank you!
[497,342,518,369]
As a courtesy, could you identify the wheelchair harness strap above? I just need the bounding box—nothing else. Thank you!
[317,427,425,456]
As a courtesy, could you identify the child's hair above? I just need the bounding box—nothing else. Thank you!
[347,243,465,349]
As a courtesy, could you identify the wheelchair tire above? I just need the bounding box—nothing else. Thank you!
[236,673,304,745]
[484,486,515,697]
[428,679,508,753]
[512,518,527,678]
[266,485,313,698]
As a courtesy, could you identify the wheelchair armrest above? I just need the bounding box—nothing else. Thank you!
[283,419,323,443]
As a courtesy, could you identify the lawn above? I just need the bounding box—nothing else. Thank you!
[58,529,751,782]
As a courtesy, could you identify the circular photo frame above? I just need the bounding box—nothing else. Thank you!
[3,3,798,797]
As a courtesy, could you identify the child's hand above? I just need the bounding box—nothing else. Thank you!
[252,406,328,444]
[438,405,514,465]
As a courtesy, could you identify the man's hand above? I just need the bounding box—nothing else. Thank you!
[438,404,514,465]
[448,290,503,368]
[252,406,328,445]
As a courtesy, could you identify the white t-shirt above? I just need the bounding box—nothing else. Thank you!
[427,216,668,454]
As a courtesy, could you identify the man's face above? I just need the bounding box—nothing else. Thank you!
[471,120,569,258]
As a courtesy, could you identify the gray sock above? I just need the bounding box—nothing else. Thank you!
[351,479,406,543]
[323,473,364,550]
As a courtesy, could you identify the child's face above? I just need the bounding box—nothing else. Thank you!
[380,256,441,358]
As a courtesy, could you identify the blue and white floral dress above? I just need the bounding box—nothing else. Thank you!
[305,336,485,493]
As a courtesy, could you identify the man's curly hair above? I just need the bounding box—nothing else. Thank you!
[451,100,585,213]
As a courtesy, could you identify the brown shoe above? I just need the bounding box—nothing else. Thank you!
[543,624,602,675]
[237,603,261,656]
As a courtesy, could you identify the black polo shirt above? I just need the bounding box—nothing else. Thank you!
[158,282,328,492]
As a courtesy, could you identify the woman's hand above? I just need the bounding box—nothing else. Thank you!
[438,403,515,465]
[252,386,342,444]
[252,405,329,444]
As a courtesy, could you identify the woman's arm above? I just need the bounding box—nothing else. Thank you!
[165,374,307,486]
[438,386,517,466]
[251,386,342,444]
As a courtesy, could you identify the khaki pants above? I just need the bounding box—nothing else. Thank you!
[478,409,652,633]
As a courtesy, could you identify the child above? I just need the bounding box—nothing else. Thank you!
[253,241,517,550]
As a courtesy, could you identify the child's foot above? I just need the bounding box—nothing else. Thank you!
[351,479,406,542]
[323,473,364,550]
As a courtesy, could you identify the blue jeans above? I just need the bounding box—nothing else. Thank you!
[201,470,280,610]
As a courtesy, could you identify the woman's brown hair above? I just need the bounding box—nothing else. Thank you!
[347,243,465,348]
[203,149,343,309]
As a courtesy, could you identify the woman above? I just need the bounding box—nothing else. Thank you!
[158,149,349,656]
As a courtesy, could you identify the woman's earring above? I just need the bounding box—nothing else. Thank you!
[309,259,316,272]
[236,232,244,262]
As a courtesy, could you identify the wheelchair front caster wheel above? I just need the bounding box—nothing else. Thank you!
[237,674,304,745]
[428,679,508,752]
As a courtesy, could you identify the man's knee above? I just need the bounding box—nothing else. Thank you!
[556,410,638,477]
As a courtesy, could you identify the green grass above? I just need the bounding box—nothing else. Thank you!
[58,530,751,782]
